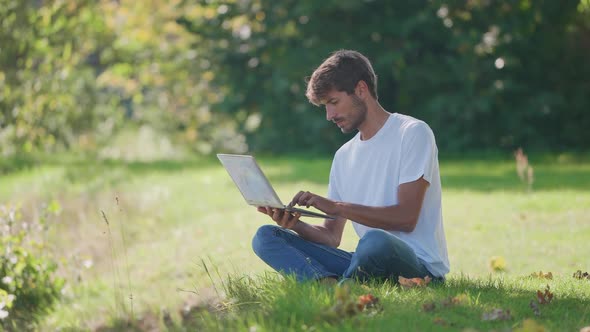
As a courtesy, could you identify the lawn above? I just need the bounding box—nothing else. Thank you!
[0,152,589,331]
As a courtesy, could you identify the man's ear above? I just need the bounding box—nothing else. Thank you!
[355,80,369,99]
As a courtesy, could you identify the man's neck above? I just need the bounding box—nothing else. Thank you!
[358,101,390,141]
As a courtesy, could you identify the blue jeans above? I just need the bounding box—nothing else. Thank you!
[252,225,435,282]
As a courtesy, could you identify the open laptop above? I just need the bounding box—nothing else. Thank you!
[217,154,334,219]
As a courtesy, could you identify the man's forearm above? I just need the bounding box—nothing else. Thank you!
[335,202,418,232]
[330,177,428,232]
[292,220,341,248]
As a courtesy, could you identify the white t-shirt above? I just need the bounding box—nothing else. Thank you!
[327,113,450,277]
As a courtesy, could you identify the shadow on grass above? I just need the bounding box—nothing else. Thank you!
[173,274,589,332]
[419,277,589,331]
[55,274,589,331]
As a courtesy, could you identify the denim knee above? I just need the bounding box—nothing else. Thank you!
[356,229,394,258]
[252,224,281,256]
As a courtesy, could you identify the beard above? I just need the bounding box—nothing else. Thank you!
[339,94,368,134]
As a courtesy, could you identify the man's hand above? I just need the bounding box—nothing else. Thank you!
[290,191,339,216]
[257,206,301,229]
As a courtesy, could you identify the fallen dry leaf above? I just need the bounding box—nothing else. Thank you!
[536,285,554,304]
[398,275,432,289]
[321,287,382,321]
[482,308,512,321]
[356,293,380,311]
[328,285,360,317]
[573,270,590,280]
[530,271,553,279]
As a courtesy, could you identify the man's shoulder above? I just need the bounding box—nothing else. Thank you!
[394,112,428,128]
[393,113,435,139]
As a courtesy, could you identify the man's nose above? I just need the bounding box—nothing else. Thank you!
[326,105,335,121]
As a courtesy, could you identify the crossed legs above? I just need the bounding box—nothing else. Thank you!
[252,225,432,282]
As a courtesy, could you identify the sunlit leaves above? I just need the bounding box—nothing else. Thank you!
[179,0,590,153]
[2,0,589,155]
[0,0,116,154]
[0,0,224,155]
[579,0,590,13]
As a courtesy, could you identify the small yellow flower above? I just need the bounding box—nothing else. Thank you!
[490,256,507,272]
[514,319,547,332]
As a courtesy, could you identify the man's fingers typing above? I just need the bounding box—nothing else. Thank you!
[290,191,305,207]
[295,191,312,206]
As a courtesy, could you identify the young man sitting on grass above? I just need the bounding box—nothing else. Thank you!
[252,50,449,284]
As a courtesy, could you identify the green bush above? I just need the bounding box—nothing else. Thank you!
[181,0,590,153]
[0,204,64,330]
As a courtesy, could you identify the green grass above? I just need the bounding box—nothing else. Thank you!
[191,273,589,331]
[1,152,589,331]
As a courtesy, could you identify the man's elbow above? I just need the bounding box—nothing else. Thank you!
[384,218,417,232]
[402,217,419,232]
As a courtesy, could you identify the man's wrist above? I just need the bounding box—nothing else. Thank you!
[291,219,306,233]
[333,201,345,218]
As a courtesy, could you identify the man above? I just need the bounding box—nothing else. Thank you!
[252,50,449,283]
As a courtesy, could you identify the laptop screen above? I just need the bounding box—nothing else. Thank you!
[217,154,284,208]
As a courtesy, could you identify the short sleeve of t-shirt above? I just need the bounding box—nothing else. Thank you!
[327,160,341,201]
[399,122,437,185]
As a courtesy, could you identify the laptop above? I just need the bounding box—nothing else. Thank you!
[217,154,334,219]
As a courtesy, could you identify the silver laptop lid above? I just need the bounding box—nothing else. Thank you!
[217,154,284,208]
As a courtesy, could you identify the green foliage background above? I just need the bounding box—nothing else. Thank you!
[1,0,589,155]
